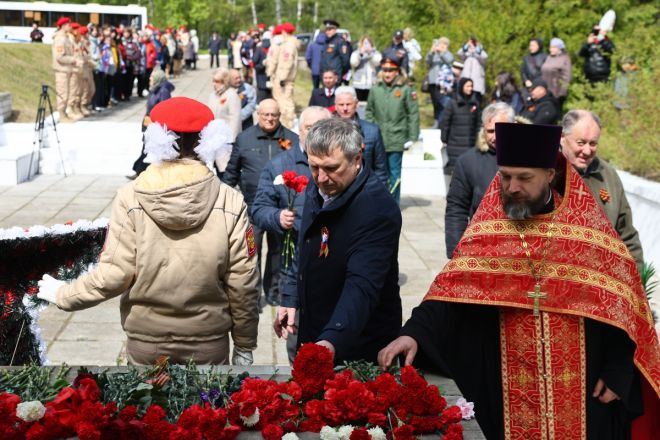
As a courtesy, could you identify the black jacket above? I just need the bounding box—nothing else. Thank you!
[321,34,350,78]
[208,37,222,54]
[520,93,559,125]
[444,147,498,258]
[282,166,402,363]
[440,87,481,169]
[222,124,299,208]
[252,43,270,90]
[308,88,336,108]
[579,38,615,83]
[521,50,547,85]
[356,117,389,187]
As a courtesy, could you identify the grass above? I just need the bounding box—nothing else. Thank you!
[0,43,436,128]
[0,44,55,123]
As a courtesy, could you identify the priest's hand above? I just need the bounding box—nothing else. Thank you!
[274,306,297,339]
[592,378,620,403]
[37,274,64,304]
[377,336,418,370]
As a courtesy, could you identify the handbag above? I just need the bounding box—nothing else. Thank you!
[421,77,430,93]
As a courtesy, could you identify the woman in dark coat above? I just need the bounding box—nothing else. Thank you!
[130,69,175,176]
[521,38,547,89]
[440,78,480,174]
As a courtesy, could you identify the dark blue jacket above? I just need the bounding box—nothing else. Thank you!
[222,124,299,209]
[356,117,389,187]
[282,166,402,363]
[305,33,326,76]
[251,145,310,234]
[146,81,174,116]
[321,33,350,79]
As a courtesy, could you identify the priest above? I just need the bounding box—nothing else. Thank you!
[378,122,660,439]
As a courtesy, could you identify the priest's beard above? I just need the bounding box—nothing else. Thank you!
[502,188,549,220]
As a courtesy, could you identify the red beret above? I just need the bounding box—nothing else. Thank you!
[273,24,282,36]
[257,23,266,30]
[150,97,214,133]
[70,22,80,30]
[79,26,89,35]
[282,22,296,34]
[56,17,70,27]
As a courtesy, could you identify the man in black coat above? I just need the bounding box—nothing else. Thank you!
[274,118,402,364]
[579,26,615,83]
[383,30,410,75]
[444,102,516,258]
[520,78,559,125]
[320,19,350,80]
[223,99,299,307]
[308,69,339,110]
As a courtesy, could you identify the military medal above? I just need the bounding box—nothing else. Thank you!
[319,227,330,257]
[599,188,610,203]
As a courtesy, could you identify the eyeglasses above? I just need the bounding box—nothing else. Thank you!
[259,112,280,118]
[381,68,398,73]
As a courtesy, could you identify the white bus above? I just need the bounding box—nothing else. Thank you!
[0,1,147,43]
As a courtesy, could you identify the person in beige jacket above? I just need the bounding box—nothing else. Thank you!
[51,17,82,121]
[266,22,299,129]
[38,97,259,366]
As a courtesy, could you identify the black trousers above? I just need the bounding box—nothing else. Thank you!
[252,222,282,301]
[312,74,320,89]
[92,71,107,108]
[356,88,370,102]
[210,53,220,68]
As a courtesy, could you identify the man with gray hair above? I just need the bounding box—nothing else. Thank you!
[334,85,388,186]
[445,102,516,257]
[274,117,402,363]
[252,106,332,356]
[560,109,644,271]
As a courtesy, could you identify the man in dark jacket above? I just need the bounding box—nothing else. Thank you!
[579,27,615,83]
[520,78,559,125]
[223,99,299,307]
[334,85,388,187]
[383,30,410,75]
[306,33,326,89]
[308,69,339,109]
[208,32,222,68]
[252,106,332,356]
[444,102,516,257]
[320,19,350,80]
[252,38,271,102]
[274,118,402,364]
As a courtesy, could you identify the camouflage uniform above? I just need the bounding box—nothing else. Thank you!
[51,28,80,119]
[266,34,298,128]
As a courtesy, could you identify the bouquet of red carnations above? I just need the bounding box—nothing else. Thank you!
[273,170,309,270]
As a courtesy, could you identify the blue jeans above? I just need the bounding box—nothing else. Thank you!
[387,151,403,204]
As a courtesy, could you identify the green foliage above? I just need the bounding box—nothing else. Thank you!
[0,365,70,402]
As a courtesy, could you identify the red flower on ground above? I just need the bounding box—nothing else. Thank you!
[262,424,284,440]
[349,427,370,440]
[292,343,335,398]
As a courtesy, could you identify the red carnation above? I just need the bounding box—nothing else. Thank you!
[367,412,388,426]
[261,424,284,440]
[349,427,370,440]
[0,392,21,413]
[76,378,101,402]
[119,405,138,421]
[292,343,335,398]
[282,170,297,187]
[440,406,463,425]
[392,424,415,440]
[443,422,464,440]
[293,175,309,193]
[26,423,49,440]
[75,421,100,440]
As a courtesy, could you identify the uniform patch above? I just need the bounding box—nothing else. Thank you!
[245,225,257,257]
[341,45,348,54]
[220,98,227,105]
[56,46,64,54]
[283,51,290,60]
[599,188,610,203]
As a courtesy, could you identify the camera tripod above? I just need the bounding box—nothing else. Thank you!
[29,84,67,178]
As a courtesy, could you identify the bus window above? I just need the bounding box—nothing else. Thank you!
[49,13,69,27]
[0,10,22,26]
[90,13,100,25]
[76,12,90,26]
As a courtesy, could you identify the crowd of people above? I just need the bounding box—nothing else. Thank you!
[49,17,200,122]
[36,13,659,440]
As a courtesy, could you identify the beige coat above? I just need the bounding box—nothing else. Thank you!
[52,29,76,73]
[266,34,298,83]
[56,160,259,350]
[208,88,242,140]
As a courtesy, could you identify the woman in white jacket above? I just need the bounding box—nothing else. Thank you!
[350,35,382,102]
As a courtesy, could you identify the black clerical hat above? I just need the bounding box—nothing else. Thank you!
[495,123,561,168]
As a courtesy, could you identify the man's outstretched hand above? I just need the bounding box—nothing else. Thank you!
[274,307,297,339]
[377,335,418,370]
